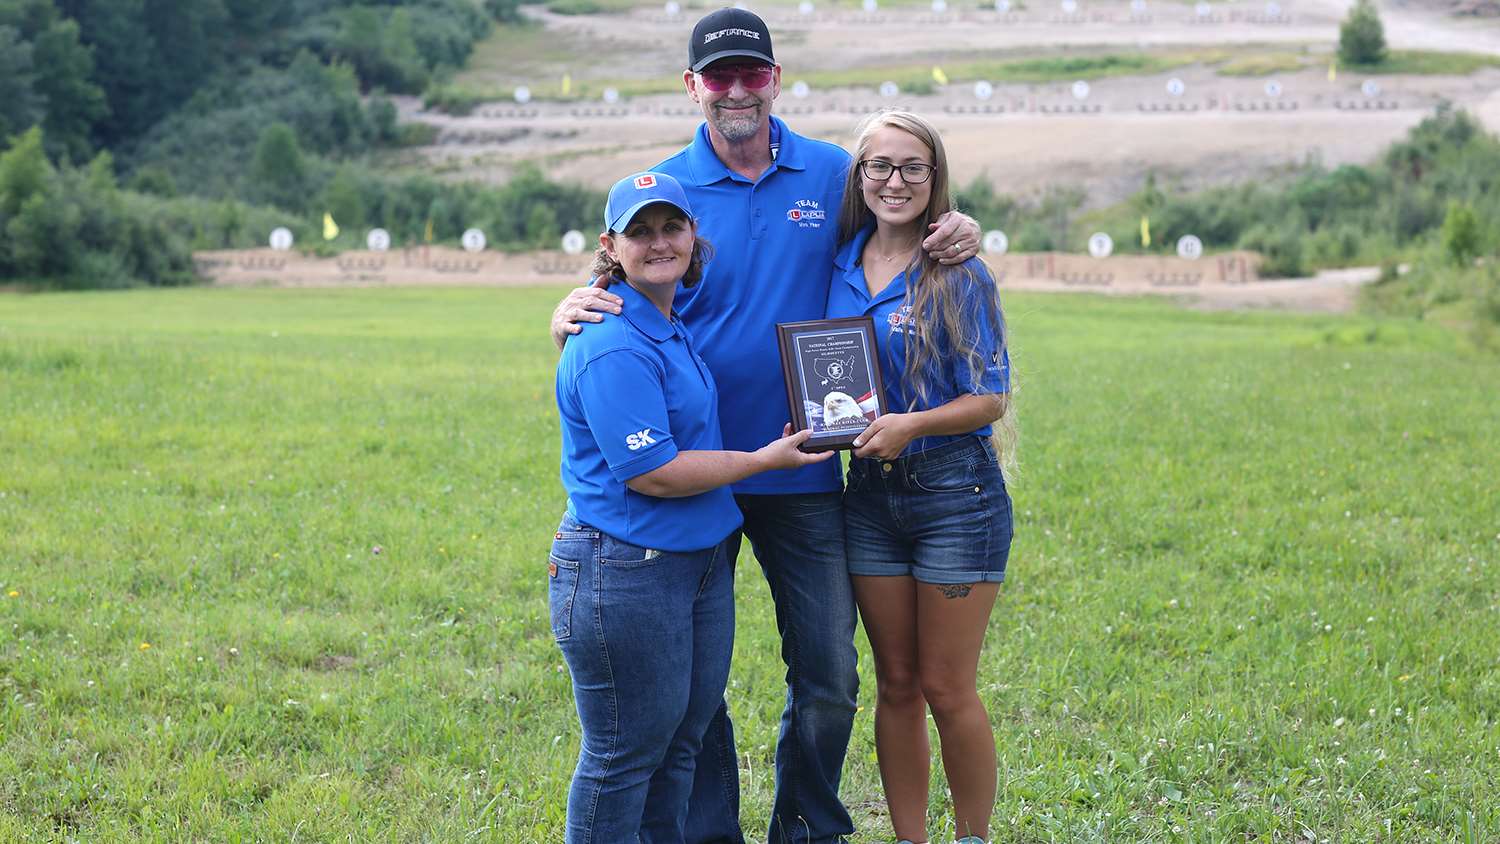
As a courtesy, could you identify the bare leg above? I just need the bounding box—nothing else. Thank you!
[916,582,1000,842]
[852,575,928,843]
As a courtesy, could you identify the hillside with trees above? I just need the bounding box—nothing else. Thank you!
[2,0,1494,341]
[0,0,595,289]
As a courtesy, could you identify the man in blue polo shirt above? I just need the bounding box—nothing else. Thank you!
[549,9,980,843]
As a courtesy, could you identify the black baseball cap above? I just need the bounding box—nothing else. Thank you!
[688,8,775,72]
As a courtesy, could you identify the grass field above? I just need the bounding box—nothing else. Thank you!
[2,286,1498,842]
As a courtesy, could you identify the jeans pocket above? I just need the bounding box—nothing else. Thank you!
[843,462,866,495]
[600,534,664,568]
[910,459,983,495]
[548,555,580,641]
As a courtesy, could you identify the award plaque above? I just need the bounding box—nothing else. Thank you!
[776,316,888,452]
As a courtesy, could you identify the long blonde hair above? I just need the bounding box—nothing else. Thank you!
[837,110,1019,477]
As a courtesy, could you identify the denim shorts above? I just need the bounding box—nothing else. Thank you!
[843,436,1013,584]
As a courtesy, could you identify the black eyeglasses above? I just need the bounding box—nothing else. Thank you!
[858,160,935,184]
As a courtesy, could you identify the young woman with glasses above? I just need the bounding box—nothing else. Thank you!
[825,111,1018,844]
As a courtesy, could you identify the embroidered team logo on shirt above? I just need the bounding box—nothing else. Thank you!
[786,199,826,228]
[625,428,657,451]
[888,305,917,335]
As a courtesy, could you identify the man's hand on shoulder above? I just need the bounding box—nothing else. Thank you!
[923,211,981,266]
[551,276,624,351]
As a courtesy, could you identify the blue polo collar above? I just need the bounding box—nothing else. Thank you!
[683,115,806,185]
[834,221,912,308]
[833,219,874,271]
[613,277,682,343]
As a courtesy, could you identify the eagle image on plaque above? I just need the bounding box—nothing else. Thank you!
[776,316,888,452]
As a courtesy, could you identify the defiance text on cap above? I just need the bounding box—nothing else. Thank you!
[688,7,775,72]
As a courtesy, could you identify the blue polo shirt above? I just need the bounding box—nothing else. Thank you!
[556,281,744,551]
[653,116,850,494]
[826,222,1011,457]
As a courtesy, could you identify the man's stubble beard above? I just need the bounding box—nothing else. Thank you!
[710,102,764,142]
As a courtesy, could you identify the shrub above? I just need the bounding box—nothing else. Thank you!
[1340,0,1388,66]
[1238,222,1306,278]
[0,130,196,289]
[486,0,526,22]
[250,122,310,211]
[1440,202,1481,266]
[954,177,1020,233]
[127,165,178,198]
[0,125,52,218]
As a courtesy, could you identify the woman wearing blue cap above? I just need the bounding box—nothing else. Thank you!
[550,170,832,843]
[826,111,1018,844]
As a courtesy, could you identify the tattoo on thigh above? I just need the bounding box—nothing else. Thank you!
[939,583,974,599]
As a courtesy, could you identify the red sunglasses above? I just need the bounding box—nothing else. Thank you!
[698,64,775,92]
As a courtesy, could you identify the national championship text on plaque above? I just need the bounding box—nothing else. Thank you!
[775,316,888,452]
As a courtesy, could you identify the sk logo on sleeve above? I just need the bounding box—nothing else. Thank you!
[625,428,657,451]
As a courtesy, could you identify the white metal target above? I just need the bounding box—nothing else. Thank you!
[974,80,995,100]
[983,230,1009,255]
[1071,80,1091,100]
[932,0,948,12]
[1265,79,1283,98]
[514,86,532,104]
[879,81,899,97]
[461,228,487,253]
[1176,234,1204,260]
[561,230,587,255]
[1061,0,1078,13]
[367,228,391,252]
[269,227,293,251]
[1265,1,1281,16]
[602,87,620,104]
[1195,1,1211,17]
[1362,79,1381,98]
[1130,0,1147,12]
[1166,77,1186,97]
[864,0,878,11]
[664,0,681,15]
[1087,232,1114,258]
[798,0,813,14]
[995,0,1011,10]
[792,80,811,99]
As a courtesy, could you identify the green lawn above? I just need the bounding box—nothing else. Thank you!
[1,286,1497,841]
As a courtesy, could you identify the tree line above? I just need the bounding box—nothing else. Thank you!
[2,0,1494,337]
[955,105,1499,337]
[0,0,601,289]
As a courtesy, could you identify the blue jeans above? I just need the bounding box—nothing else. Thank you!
[550,514,737,844]
[684,492,859,844]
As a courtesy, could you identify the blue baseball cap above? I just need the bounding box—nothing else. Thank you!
[604,171,695,232]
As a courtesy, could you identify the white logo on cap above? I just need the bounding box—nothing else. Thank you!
[704,27,761,43]
[634,175,657,189]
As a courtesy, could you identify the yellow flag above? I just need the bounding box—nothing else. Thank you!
[931,66,949,86]
[561,73,572,96]
[1140,215,1151,248]
[424,218,434,244]
[323,212,339,241]
[1327,60,1336,82]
